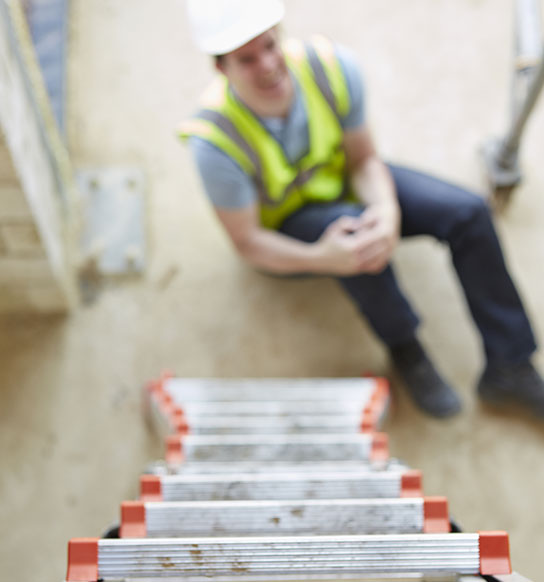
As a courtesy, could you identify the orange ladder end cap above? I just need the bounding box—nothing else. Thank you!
[66,538,99,582]
[157,391,174,412]
[370,377,390,408]
[423,496,450,533]
[165,435,184,465]
[171,407,186,419]
[173,417,190,435]
[120,501,146,538]
[370,432,389,461]
[170,407,190,434]
[369,377,390,419]
[140,475,163,501]
[161,392,173,404]
[400,470,423,497]
[374,377,390,399]
[360,406,378,433]
[479,531,512,575]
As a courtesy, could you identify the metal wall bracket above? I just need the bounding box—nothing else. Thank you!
[76,167,146,301]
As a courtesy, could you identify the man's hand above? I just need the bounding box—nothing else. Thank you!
[341,125,401,275]
[316,205,399,276]
[315,215,366,275]
[354,203,400,273]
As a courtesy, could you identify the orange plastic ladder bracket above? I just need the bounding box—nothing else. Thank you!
[140,474,163,501]
[400,470,423,497]
[423,497,450,533]
[120,501,146,538]
[66,538,99,582]
[479,531,512,575]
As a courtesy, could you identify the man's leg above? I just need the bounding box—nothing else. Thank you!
[390,164,536,362]
[389,164,544,416]
[279,201,462,418]
[280,202,419,344]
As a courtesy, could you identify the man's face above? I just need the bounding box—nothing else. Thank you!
[217,28,291,104]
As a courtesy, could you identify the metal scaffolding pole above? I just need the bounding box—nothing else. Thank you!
[482,0,544,207]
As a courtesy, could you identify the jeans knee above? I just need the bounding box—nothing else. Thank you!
[461,193,490,222]
[449,194,493,244]
[334,203,365,219]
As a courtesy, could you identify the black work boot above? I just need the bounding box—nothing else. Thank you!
[477,359,544,417]
[390,338,462,418]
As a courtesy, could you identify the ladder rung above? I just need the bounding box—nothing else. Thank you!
[139,469,423,501]
[147,398,385,439]
[163,377,385,402]
[165,433,389,464]
[148,458,406,475]
[145,377,389,438]
[120,497,449,538]
[66,532,512,581]
[181,413,368,434]
[180,401,372,415]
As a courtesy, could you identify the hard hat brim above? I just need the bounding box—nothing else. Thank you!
[197,3,285,55]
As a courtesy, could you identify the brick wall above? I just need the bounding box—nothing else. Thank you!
[0,1,77,313]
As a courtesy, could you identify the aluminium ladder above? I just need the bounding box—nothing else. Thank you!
[65,375,521,581]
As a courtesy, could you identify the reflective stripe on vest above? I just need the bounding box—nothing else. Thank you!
[179,36,352,229]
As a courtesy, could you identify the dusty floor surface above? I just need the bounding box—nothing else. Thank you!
[1,1,544,580]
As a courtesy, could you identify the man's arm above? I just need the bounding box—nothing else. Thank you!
[190,136,378,276]
[213,126,400,277]
[343,125,401,273]
[214,202,375,275]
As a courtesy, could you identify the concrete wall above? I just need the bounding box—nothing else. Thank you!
[0,0,77,313]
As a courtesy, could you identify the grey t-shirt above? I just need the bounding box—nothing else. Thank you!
[188,45,365,209]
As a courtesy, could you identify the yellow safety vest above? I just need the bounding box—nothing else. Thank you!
[179,36,352,230]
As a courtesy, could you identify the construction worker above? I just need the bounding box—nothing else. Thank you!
[181,0,544,419]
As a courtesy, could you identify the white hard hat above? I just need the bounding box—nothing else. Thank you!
[186,0,285,55]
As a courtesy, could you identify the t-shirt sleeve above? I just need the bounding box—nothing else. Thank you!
[335,44,366,130]
[188,136,257,209]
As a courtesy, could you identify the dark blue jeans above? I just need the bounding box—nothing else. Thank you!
[279,164,536,364]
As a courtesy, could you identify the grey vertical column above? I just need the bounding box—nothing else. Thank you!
[482,0,544,202]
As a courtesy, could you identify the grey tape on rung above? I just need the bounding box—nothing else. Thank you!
[164,377,379,402]
[179,433,380,463]
[145,469,415,501]
[96,534,482,580]
[125,498,432,537]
